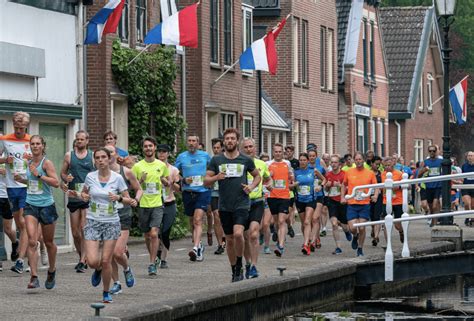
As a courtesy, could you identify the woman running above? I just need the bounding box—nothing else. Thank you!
[81,148,136,303]
[14,135,59,289]
[307,150,327,251]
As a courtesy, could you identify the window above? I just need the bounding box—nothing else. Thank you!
[267,131,272,155]
[243,117,252,138]
[328,123,334,155]
[301,20,308,85]
[0,120,5,135]
[357,117,367,153]
[136,0,147,44]
[427,73,434,113]
[220,112,235,133]
[371,119,377,153]
[379,120,384,156]
[223,0,233,66]
[370,21,375,81]
[302,120,308,153]
[418,76,424,111]
[327,28,334,91]
[320,26,326,89]
[242,6,253,52]
[293,120,300,155]
[293,17,299,83]
[118,0,129,43]
[362,19,368,80]
[321,123,327,154]
[210,0,219,64]
[414,139,424,162]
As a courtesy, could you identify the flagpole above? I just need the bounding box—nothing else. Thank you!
[127,44,152,66]
[430,75,469,108]
[258,70,263,154]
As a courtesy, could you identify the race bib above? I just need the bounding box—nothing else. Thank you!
[75,183,85,193]
[298,185,311,196]
[328,186,341,197]
[274,179,286,189]
[248,178,259,193]
[355,190,366,201]
[0,164,5,177]
[11,159,27,175]
[116,201,124,209]
[27,179,43,195]
[221,164,244,178]
[190,175,204,187]
[144,182,158,195]
[429,167,441,176]
[90,202,114,217]
[213,181,219,191]
[162,187,168,200]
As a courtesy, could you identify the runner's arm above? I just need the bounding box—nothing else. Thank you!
[125,167,143,202]
[204,169,225,187]
[247,168,261,192]
[60,152,71,183]
[41,159,60,188]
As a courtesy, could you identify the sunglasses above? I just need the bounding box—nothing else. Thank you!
[428,150,436,153]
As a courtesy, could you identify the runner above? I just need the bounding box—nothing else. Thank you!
[209,138,226,255]
[205,128,260,282]
[324,155,352,255]
[381,157,404,242]
[307,149,326,249]
[105,146,141,295]
[266,143,294,257]
[418,145,443,225]
[462,151,474,225]
[320,153,332,239]
[341,152,379,257]
[259,153,273,254]
[81,147,135,303]
[13,135,59,289]
[284,145,298,239]
[175,135,211,262]
[103,130,129,160]
[368,157,383,247]
[0,161,17,264]
[342,154,355,172]
[242,137,270,278]
[156,144,180,268]
[295,153,325,255]
[131,137,170,275]
[0,112,31,273]
[61,130,94,273]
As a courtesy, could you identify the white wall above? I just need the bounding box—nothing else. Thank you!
[0,0,78,105]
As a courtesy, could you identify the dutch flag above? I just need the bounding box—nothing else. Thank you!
[84,0,125,45]
[239,17,287,75]
[449,76,469,125]
[144,3,198,48]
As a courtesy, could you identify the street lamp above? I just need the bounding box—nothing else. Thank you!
[436,0,456,225]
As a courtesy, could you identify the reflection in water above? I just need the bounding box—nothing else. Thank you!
[286,275,474,320]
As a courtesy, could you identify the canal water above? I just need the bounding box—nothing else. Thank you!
[286,275,474,320]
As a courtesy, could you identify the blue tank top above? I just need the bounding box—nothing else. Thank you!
[26,157,54,207]
[424,158,443,189]
[295,168,315,203]
[68,150,94,201]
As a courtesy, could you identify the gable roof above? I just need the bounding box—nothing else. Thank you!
[262,92,290,132]
[379,6,443,118]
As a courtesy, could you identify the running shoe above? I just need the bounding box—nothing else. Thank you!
[370,230,375,238]
[207,232,213,246]
[45,270,56,290]
[148,264,157,276]
[357,247,364,257]
[160,260,168,269]
[249,265,259,278]
[157,250,162,261]
[301,244,311,256]
[124,267,135,287]
[372,238,378,247]
[214,245,225,255]
[315,238,322,249]
[233,266,244,282]
[25,265,30,273]
[0,261,3,272]
[189,247,198,261]
[309,241,316,252]
[27,276,40,289]
[263,246,271,254]
[110,282,122,295]
[274,245,285,257]
[76,262,87,273]
[272,232,278,243]
[259,233,264,245]
[196,244,205,262]
[351,234,359,250]
[154,256,161,266]
[11,241,19,262]
[245,263,251,279]
[333,247,342,255]
[270,224,276,235]
[103,291,113,303]
[91,269,102,287]
[288,225,295,238]
[10,259,24,274]
[344,230,353,242]
[320,229,327,237]
[40,248,48,266]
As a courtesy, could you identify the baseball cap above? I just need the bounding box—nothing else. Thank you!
[157,144,170,152]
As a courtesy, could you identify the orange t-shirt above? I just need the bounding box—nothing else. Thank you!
[267,160,292,199]
[381,170,403,205]
[343,167,377,205]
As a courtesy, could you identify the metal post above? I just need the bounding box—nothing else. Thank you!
[440,16,453,225]
[401,173,410,258]
[258,70,263,154]
[384,172,394,282]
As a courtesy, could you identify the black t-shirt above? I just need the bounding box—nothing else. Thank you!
[208,153,256,212]
[289,158,299,170]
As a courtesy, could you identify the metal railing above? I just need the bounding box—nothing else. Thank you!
[348,171,474,282]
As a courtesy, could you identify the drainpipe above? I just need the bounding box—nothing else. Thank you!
[394,120,401,156]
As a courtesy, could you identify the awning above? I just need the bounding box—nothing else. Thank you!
[0,100,82,119]
[262,96,290,132]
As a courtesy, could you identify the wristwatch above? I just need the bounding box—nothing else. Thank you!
[37,173,42,179]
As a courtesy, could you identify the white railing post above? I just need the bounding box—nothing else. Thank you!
[384,172,394,282]
[401,173,410,258]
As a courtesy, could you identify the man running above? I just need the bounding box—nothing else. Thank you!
[418,145,443,225]
[381,157,404,242]
[103,131,129,160]
[0,162,17,264]
[341,152,379,257]
[266,143,294,257]
[132,137,169,275]
[175,135,211,262]
[209,138,226,254]
[242,137,270,278]
[462,151,474,225]
[0,112,31,273]
[61,130,94,273]
[205,128,260,282]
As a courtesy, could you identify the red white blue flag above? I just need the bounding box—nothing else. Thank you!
[84,0,125,45]
[449,76,468,124]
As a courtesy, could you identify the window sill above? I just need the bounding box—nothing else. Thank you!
[210,62,221,70]
[135,43,146,50]
[119,40,130,48]
[242,71,254,77]
[301,84,309,89]
[224,65,235,73]
[293,82,302,88]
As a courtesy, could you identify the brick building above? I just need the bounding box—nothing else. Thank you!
[379,6,444,163]
[337,0,390,156]
[252,0,339,156]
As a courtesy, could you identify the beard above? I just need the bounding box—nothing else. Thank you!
[225,143,237,152]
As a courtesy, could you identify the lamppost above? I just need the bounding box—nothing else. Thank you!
[436,0,456,225]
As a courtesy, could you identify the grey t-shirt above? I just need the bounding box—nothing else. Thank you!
[208,153,256,212]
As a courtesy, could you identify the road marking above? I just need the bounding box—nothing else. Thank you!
[175,248,187,252]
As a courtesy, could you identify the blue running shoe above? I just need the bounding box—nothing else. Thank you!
[245,263,251,279]
[45,270,56,290]
[333,247,342,255]
[27,276,40,289]
[148,263,157,276]
[351,234,359,250]
[357,247,364,257]
[10,259,24,274]
[103,291,113,303]
[110,282,122,295]
[249,265,259,278]
[124,267,135,287]
[91,269,102,287]
[274,245,285,257]
[345,230,352,242]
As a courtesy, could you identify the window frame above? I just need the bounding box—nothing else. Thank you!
[243,116,252,138]
[293,119,300,156]
[327,28,334,91]
[210,0,220,65]
[302,120,308,154]
[414,139,424,163]
[320,26,327,89]
[223,0,233,67]
[379,120,384,155]
[362,18,368,81]
[301,19,308,86]
[293,17,300,84]
[242,4,253,76]
[369,21,375,81]
[117,0,129,44]
[418,75,424,112]
[136,0,147,45]
[321,122,327,154]
[427,73,434,113]
[328,123,334,155]
[220,112,236,133]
